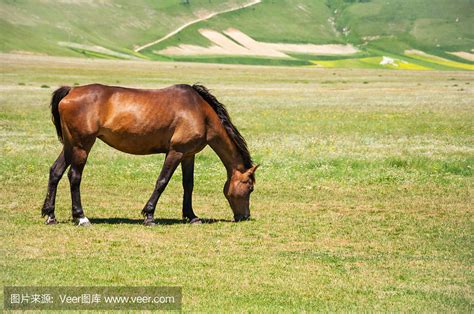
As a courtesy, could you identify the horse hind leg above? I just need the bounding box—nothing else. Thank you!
[42,149,70,224]
[67,142,95,227]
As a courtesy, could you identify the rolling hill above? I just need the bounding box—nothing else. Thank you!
[1,0,473,69]
[0,0,252,57]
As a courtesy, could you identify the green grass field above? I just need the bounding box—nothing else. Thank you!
[1,54,473,311]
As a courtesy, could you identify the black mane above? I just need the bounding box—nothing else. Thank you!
[191,84,253,169]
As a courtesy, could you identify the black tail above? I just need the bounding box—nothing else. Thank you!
[50,86,71,143]
[192,84,253,169]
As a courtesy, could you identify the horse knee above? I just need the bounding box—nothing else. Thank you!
[156,178,168,191]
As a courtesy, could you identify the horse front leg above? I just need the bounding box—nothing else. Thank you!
[42,149,70,224]
[181,155,201,224]
[142,150,183,226]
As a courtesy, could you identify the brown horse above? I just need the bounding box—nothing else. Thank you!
[41,84,258,226]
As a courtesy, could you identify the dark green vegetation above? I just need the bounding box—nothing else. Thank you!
[1,54,473,311]
[1,0,473,68]
[328,0,473,53]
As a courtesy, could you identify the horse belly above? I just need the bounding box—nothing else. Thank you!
[98,130,171,155]
[98,110,173,155]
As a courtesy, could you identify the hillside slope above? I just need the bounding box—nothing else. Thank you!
[330,0,473,55]
[0,0,251,57]
[1,0,472,69]
[145,0,473,69]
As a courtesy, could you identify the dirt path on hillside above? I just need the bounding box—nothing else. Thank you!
[133,0,261,52]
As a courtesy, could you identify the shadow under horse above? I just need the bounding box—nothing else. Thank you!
[88,217,231,225]
[41,84,259,226]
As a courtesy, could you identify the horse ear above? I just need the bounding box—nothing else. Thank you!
[248,164,260,175]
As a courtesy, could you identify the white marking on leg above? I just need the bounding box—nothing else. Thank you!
[45,216,56,225]
[77,217,91,226]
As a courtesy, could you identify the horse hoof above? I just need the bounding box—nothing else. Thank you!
[189,218,202,224]
[45,217,57,225]
[76,217,91,227]
[143,218,156,226]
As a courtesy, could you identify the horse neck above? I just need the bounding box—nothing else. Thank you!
[208,131,246,178]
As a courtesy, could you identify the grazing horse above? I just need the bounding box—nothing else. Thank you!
[41,84,258,226]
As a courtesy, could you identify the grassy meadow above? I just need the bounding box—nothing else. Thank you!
[1,54,473,311]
